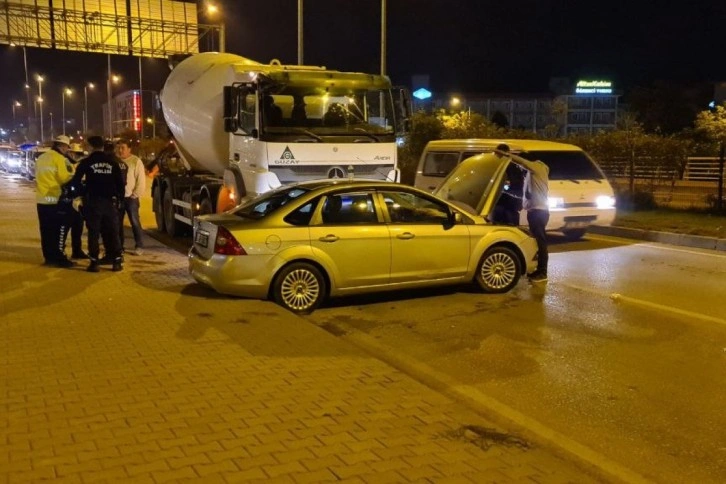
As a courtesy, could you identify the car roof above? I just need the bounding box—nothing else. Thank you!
[290,179,410,191]
[424,138,584,152]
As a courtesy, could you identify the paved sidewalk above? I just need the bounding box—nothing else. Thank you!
[0,174,597,483]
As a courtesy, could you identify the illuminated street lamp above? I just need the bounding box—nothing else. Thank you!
[450,97,461,107]
[61,87,73,136]
[199,2,225,53]
[36,75,44,141]
[83,82,95,133]
[146,117,156,139]
[12,101,21,123]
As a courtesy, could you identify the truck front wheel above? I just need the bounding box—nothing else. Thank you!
[163,189,185,237]
[153,186,165,233]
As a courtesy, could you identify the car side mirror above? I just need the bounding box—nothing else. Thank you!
[443,210,462,229]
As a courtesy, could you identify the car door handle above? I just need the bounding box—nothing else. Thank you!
[397,232,415,240]
[318,234,339,242]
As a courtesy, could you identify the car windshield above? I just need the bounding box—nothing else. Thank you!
[231,186,310,219]
[521,150,605,180]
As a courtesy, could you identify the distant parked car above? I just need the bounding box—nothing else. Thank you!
[189,176,538,313]
[0,150,24,174]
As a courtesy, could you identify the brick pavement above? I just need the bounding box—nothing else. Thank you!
[0,173,598,483]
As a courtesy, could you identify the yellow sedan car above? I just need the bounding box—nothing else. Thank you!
[189,178,538,314]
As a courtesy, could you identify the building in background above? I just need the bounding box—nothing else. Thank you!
[104,90,166,139]
[427,78,621,135]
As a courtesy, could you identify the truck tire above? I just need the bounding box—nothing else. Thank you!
[163,189,185,237]
[198,198,214,216]
[153,186,165,233]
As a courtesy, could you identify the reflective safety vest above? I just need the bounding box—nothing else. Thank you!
[35,149,73,205]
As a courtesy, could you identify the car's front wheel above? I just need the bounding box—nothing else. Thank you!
[272,262,327,314]
[475,246,521,293]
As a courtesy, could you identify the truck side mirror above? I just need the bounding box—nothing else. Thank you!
[223,86,238,133]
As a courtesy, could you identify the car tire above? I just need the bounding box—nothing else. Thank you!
[272,262,327,314]
[475,245,521,293]
[562,229,586,241]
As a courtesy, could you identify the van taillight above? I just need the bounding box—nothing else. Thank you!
[214,227,247,255]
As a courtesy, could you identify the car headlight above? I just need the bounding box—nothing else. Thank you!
[548,197,565,210]
[596,195,616,209]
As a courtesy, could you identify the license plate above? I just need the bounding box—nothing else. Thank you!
[565,221,589,229]
[195,230,209,247]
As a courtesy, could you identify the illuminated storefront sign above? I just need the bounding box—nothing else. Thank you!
[575,80,613,94]
[413,88,432,100]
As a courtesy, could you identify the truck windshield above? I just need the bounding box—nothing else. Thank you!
[260,86,397,139]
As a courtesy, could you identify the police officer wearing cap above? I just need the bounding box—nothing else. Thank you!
[35,134,75,267]
[71,136,125,272]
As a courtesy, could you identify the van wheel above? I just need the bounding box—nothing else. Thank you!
[272,262,326,314]
[563,229,586,241]
[475,246,521,293]
[153,186,165,233]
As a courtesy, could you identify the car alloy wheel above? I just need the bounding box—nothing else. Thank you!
[273,262,326,314]
[476,246,521,293]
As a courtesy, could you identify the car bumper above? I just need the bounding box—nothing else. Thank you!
[188,247,272,299]
[547,207,616,231]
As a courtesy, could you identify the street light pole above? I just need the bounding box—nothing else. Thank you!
[37,75,44,142]
[83,83,95,134]
[12,101,21,123]
[107,55,113,139]
[62,88,72,136]
[381,0,386,76]
[49,112,54,139]
[298,0,303,65]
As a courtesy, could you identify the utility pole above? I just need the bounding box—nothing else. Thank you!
[298,0,303,65]
[107,54,113,138]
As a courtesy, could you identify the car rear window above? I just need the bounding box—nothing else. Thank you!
[520,150,604,180]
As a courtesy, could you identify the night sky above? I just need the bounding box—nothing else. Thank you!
[1,0,725,130]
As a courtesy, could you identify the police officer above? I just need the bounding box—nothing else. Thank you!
[35,135,75,267]
[65,143,89,259]
[71,136,125,272]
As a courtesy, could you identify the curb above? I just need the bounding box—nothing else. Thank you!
[314,321,651,484]
[589,225,726,252]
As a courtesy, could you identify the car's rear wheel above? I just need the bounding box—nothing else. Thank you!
[272,262,326,314]
[562,228,586,241]
[475,246,521,293]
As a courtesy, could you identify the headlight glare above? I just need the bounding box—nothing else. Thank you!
[596,195,616,209]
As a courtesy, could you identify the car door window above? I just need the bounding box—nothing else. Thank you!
[284,198,320,226]
[381,191,449,224]
[321,192,378,224]
[423,152,459,176]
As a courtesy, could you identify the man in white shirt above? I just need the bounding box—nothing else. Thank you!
[116,140,146,255]
[495,144,550,282]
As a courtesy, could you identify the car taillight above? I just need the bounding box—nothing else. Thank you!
[214,227,247,255]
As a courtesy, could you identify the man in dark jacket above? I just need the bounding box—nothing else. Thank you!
[71,136,125,272]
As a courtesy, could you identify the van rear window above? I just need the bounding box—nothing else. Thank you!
[422,152,460,176]
[521,151,604,180]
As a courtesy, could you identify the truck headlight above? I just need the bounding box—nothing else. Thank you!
[548,197,565,210]
[596,195,616,209]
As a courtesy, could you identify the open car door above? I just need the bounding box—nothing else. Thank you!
[432,153,509,222]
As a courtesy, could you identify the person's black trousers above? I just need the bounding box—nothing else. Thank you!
[527,209,550,274]
[85,198,121,261]
[37,203,69,263]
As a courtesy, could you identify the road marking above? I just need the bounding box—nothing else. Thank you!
[562,282,726,327]
[637,243,726,258]
[325,321,651,484]
[586,234,726,258]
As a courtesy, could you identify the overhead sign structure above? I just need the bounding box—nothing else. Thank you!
[413,88,432,100]
[0,0,220,57]
[575,80,613,95]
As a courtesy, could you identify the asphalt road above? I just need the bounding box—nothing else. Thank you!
[300,235,726,483]
[11,170,724,482]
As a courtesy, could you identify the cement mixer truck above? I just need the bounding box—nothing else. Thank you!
[153,52,412,236]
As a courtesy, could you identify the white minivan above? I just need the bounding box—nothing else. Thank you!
[416,139,616,240]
